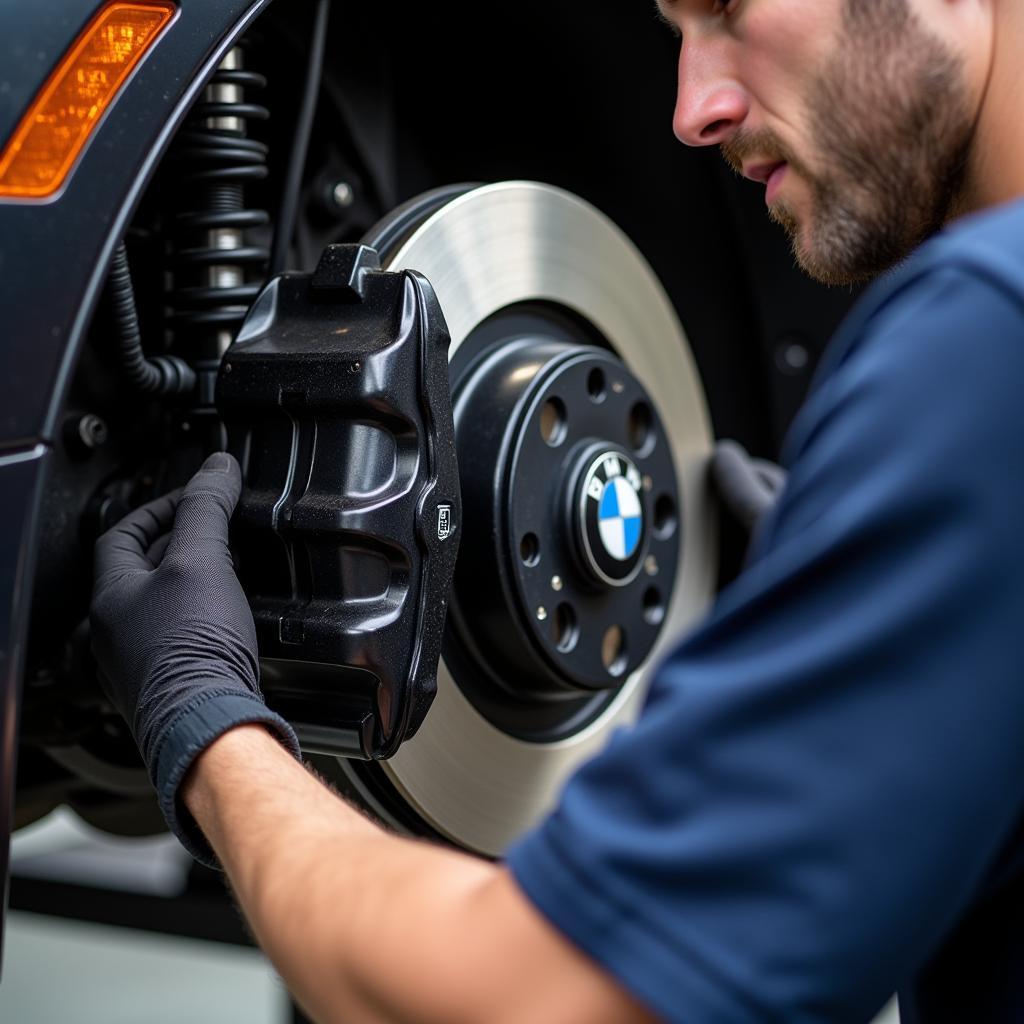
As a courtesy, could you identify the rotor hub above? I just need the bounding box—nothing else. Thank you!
[445,334,681,734]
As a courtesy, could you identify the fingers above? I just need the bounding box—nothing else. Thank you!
[167,452,243,561]
[94,489,182,582]
[711,440,777,531]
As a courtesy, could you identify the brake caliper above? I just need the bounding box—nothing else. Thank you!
[217,244,461,759]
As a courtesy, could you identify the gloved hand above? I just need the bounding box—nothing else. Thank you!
[90,451,300,865]
[710,439,787,534]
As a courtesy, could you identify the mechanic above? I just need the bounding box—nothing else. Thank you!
[90,0,1024,1021]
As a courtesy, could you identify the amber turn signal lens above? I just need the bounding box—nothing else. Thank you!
[0,2,176,199]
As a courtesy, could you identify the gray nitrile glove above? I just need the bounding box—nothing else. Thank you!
[710,439,787,534]
[90,451,300,865]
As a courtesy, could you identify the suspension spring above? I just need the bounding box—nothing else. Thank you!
[166,48,270,397]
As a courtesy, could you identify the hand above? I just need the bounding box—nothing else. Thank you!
[710,439,787,533]
[90,452,299,863]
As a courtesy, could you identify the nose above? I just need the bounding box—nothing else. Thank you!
[672,41,750,147]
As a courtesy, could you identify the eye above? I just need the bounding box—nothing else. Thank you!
[713,0,740,13]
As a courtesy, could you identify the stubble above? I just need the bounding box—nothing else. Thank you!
[725,0,975,286]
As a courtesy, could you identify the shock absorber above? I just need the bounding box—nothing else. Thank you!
[165,47,271,414]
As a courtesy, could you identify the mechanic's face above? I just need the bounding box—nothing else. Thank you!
[661,0,976,285]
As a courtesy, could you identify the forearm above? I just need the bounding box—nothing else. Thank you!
[183,724,498,1024]
[183,726,653,1024]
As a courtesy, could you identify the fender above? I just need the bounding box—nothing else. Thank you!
[0,0,274,962]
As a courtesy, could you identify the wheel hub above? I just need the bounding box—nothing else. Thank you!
[447,338,681,726]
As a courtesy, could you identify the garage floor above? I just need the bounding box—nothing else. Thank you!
[0,911,287,1023]
[1,809,291,1022]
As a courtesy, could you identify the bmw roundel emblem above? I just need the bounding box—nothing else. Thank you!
[598,476,643,561]
[578,450,647,587]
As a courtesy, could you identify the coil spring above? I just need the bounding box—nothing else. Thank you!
[166,56,270,353]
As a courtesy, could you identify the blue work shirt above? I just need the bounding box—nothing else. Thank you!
[507,198,1024,1024]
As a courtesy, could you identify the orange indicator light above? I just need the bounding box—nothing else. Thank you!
[0,2,176,199]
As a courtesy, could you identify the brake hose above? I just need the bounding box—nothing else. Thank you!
[107,242,196,396]
[268,0,331,276]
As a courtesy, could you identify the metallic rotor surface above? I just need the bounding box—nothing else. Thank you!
[376,181,716,855]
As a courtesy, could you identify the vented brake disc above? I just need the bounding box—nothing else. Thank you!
[330,181,716,855]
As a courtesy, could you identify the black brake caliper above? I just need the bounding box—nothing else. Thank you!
[217,244,461,759]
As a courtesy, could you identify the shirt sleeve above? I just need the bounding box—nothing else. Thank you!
[506,265,1024,1024]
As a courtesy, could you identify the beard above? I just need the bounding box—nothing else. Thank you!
[722,0,975,286]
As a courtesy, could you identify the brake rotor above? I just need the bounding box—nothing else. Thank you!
[340,181,715,855]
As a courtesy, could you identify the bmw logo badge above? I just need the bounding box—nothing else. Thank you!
[578,450,647,587]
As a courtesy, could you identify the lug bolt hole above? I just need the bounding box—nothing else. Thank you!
[601,625,628,677]
[654,495,677,539]
[552,603,579,653]
[628,401,653,454]
[643,587,665,626]
[520,533,541,566]
[586,368,606,403]
[539,398,568,446]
